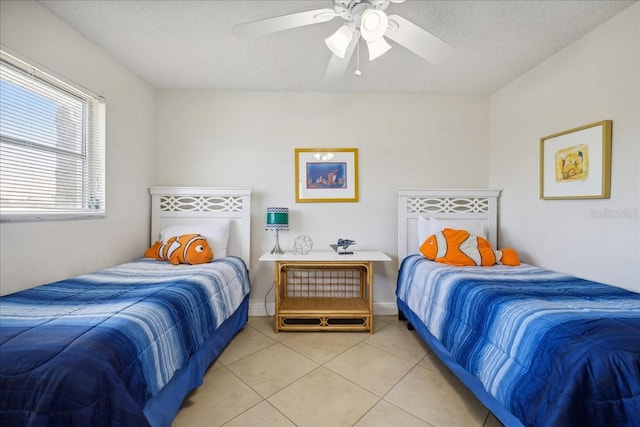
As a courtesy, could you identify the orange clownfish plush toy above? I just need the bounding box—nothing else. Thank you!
[144,234,213,265]
[420,228,520,267]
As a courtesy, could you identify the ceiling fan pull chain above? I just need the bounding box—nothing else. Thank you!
[355,40,362,76]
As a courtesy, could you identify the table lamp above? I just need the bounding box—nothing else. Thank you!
[266,207,288,254]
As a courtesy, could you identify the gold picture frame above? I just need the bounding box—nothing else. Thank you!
[295,148,359,203]
[540,120,612,200]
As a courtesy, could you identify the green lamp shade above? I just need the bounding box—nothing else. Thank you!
[266,207,289,231]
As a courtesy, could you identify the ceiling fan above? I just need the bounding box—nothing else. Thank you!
[233,0,454,81]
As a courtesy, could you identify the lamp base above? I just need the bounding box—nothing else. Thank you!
[270,230,285,254]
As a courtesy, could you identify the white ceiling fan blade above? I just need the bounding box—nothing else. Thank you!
[323,33,359,82]
[385,15,454,64]
[233,8,337,36]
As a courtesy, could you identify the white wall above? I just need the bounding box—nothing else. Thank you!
[490,3,639,292]
[0,1,157,295]
[5,1,635,307]
[156,92,490,313]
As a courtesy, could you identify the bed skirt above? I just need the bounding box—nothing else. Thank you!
[143,294,249,427]
[397,299,523,427]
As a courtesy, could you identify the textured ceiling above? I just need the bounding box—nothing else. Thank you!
[38,0,636,94]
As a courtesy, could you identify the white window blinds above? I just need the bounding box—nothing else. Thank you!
[0,49,105,222]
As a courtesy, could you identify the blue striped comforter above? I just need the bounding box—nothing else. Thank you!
[0,257,250,426]
[397,255,640,426]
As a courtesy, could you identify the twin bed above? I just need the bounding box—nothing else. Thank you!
[396,189,640,427]
[0,187,252,427]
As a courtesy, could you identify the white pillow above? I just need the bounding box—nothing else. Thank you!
[417,216,488,248]
[159,221,231,258]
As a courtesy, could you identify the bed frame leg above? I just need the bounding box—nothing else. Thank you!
[397,308,415,330]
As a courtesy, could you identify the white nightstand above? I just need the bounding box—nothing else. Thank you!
[259,251,391,333]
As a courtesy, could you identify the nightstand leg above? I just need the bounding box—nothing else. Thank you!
[369,261,374,334]
[273,262,280,334]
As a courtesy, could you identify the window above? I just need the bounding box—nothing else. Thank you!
[0,49,105,222]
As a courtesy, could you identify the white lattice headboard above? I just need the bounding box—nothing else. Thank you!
[397,189,501,261]
[149,187,252,269]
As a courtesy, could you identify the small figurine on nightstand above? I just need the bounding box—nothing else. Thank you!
[330,238,356,255]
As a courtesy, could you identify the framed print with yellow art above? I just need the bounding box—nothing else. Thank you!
[540,120,612,200]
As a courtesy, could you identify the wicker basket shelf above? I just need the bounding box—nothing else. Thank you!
[278,297,370,331]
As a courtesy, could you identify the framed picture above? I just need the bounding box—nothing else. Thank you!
[295,148,358,203]
[540,120,612,200]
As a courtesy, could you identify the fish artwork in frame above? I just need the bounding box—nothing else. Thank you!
[295,148,359,203]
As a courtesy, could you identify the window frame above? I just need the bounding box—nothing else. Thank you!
[0,48,106,223]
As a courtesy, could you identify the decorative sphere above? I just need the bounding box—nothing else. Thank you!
[293,235,313,255]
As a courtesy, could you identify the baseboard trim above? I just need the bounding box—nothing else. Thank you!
[248,301,398,317]
[249,302,275,317]
[373,302,399,315]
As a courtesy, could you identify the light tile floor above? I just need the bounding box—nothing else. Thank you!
[172,316,504,427]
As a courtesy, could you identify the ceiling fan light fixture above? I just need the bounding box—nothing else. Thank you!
[360,9,388,42]
[366,37,392,61]
[325,25,353,58]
